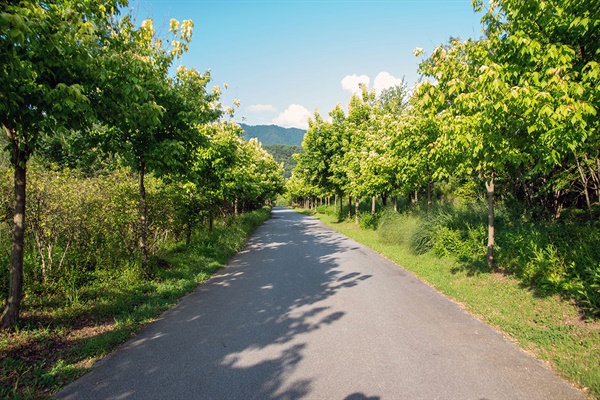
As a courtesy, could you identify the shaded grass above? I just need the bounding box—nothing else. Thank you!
[311,211,600,399]
[0,207,272,399]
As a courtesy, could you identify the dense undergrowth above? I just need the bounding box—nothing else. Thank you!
[316,201,600,318]
[0,200,271,399]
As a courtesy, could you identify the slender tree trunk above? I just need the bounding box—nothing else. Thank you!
[348,196,352,219]
[584,154,600,202]
[596,157,600,201]
[427,177,433,216]
[575,153,593,219]
[371,195,376,216]
[1,150,27,329]
[413,190,418,205]
[334,195,338,216]
[139,162,149,272]
[485,171,495,269]
[393,195,398,212]
[32,229,47,283]
[186,191,193,246]
[355,198,359,225]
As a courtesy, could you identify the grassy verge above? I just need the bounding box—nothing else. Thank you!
[308,210,600,399]
[0,207,271,399]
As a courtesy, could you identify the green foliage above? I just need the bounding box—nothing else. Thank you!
[263,144,303,179]
[498,219,600,315]
[377,198,600,316]
[377,209,420,247]
[315,205,336,217]
[358,211,381,230]
[0,207,271,398]
[0,163,190,300]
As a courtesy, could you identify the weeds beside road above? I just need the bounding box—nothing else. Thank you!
[0,208,271,399]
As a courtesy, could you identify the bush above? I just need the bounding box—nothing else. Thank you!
[316,204,337,217]
[378,200,600,315]
[497,219,600,315]
[0,163,191,303]
[358,211,382,230]
[377,209,422,249]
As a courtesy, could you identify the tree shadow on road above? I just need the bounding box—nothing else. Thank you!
[57,207,375,399]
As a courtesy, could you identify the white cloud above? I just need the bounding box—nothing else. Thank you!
[272,104,311,129]
[341,74,370,95]
[247,104,277,113]
[373,72,402,95]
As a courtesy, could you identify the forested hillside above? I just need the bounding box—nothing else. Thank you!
[240,123,305,146]
[287,1,600,317]
[263,144,303,179]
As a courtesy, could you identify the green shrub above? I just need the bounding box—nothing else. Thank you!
[377,209,433,253]
[497,219,600,315]
[316,204,337,217]
[358,211,382,230]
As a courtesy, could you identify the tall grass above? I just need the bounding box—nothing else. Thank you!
[376,202,600,316]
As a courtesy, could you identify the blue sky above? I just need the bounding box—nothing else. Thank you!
[129,0,485,129]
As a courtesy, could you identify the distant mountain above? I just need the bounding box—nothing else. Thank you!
[240,123,305,146]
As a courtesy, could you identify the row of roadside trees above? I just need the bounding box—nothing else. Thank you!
[1,0,283,328]
[287,0,599,312]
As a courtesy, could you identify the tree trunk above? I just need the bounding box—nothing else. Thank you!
[355,198,359,225]
[371,196,376,216]
[393,195,398,212]
[485,171,495,269]
[209,210,214,233]
[575,153,593,219]
[427,177,433,216]
[1,152,27,329]
[139,161,148,272]
[334,195,338,215]
[584,154,600,202]
[348,196,352,219]
[186,191,193,246]
[413,189,418,205]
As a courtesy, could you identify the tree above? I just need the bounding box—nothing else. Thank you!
[343,89,378,223]
[294,111,336,202]
[476,0,600,217]
[94,16,220,270]
[417,36,529,268]
[0,0,124,328]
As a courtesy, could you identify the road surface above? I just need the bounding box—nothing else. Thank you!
[56,207,583,399]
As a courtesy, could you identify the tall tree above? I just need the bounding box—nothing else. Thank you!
[94,16,220,270]
[476,0,600,216]
[417,37,529,268]
[0,0,124,328]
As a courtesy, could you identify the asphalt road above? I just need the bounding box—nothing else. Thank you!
[55,207,584,400]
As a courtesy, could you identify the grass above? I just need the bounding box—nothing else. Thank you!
[308,210,600,399]
[0,207,272,399]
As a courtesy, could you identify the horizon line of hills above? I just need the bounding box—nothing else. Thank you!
[239,124,304,179]
[240,123,305,147]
